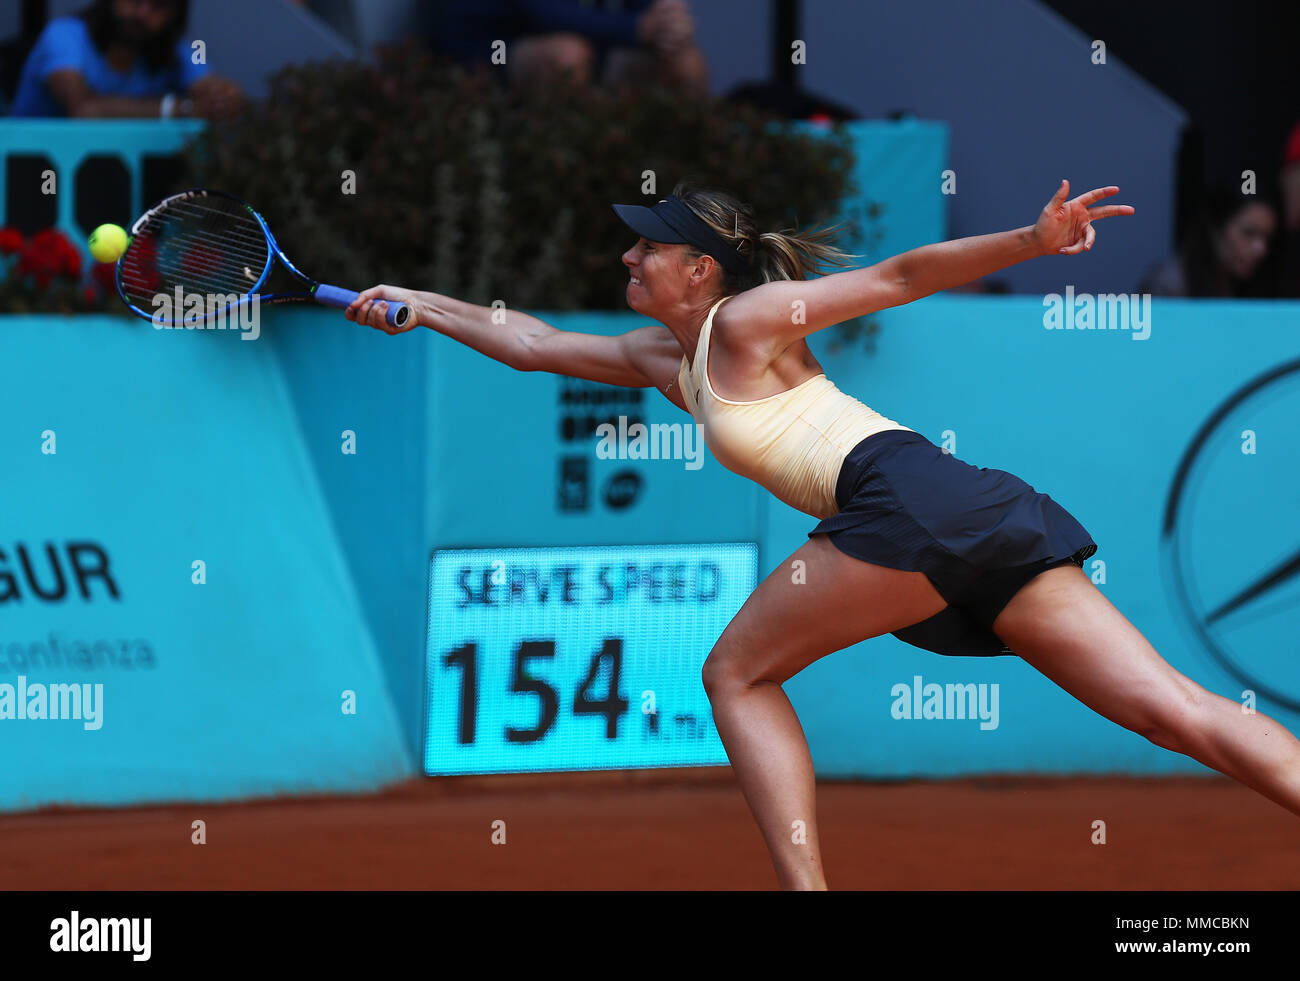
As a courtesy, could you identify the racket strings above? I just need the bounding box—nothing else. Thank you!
[119,193,272,316]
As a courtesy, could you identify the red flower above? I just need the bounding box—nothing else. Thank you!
[30,228,63,250]
[14,227,86,290]
[58,237,82,279]
[16,242,58,281]
[0,226,23,255]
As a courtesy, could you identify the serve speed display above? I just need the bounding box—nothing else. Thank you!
[423,543,758,775]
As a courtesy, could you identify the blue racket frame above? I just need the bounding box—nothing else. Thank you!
[115,188,410,329]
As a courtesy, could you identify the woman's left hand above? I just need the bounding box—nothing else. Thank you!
[1034,180,1135,256]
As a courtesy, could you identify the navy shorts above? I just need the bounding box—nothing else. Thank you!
[808,429,1097,657]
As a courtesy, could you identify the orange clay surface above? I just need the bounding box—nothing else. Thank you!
[1,769,1296,890]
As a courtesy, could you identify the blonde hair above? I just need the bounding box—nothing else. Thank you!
[671,179,858,291]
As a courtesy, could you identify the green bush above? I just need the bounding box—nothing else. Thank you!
[187,42,869,320]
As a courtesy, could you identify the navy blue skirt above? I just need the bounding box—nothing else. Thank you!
[808,429,1097,657]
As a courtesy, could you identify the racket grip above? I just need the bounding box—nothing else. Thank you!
[315,284,411,328]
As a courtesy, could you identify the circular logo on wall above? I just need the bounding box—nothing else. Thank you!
[602,469,643,510]
[1161,358,1300,711]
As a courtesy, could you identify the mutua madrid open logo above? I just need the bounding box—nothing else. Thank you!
[1161,358,1300,711]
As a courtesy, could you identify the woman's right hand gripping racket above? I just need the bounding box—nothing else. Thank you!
[344,284,423,335]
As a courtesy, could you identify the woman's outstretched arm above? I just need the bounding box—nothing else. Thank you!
[345,286,689,407]
[720,180,1135,352]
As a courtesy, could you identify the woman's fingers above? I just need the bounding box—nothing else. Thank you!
[1064,223,1094,254]
[1087,203,1137,220]
[1075,185,1120,206]
[346,286,390,323]
[1060,224,1089,255]
[367,302,391,331]
[344,285,419,333]
[1074,186,1135,220]
[367,301,397,331]
[1047,182,1133,255]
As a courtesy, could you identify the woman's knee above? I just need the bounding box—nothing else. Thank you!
[701,646,752,697]
[701,634,787,696]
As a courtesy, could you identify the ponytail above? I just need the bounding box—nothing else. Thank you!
[755,225,858,284]
[671,179,858,292]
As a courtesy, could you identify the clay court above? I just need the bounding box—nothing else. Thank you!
[2,770,1296,890]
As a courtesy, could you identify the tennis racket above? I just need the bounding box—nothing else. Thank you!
[115,188,410,328]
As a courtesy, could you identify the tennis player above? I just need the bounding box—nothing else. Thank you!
[348,180,1300,890]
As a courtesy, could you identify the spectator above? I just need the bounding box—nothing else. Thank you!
[9,0,243,120]
[1139,181,1279,297]
[435,0,707,94]
[1276,120,1300,297]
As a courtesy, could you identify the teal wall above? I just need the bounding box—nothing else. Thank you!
[3,296,1297,813]
[5,114,1295,810]
[0,319,411,810]
[271,293,1300,782]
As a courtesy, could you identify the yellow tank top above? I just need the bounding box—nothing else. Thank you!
[677,296,913,519]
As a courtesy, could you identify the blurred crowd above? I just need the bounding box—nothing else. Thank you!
[434,0,707,94]
[2,0,708,121]
[1136,141,1300,299]
[5,0,242,121]
[3,0,1300,298]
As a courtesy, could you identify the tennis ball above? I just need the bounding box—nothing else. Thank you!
[88,223,129,263]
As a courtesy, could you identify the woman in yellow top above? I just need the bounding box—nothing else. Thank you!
[348,180,1300,890]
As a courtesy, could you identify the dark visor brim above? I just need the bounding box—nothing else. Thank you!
[611,203,689,244]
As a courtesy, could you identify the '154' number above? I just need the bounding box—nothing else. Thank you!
[441,638,630,744]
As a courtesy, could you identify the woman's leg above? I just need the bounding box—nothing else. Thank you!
[993,564,1300,815]
[701,534,949,890]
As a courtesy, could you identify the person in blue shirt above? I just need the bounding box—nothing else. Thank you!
[10,0,243,119]
[435,0,707,93]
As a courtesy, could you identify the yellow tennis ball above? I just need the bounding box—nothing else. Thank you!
[88,223,128,263]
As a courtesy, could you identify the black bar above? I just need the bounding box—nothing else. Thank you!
[0,890,1286,968]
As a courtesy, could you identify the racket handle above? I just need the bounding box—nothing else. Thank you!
[315,284,411,328]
